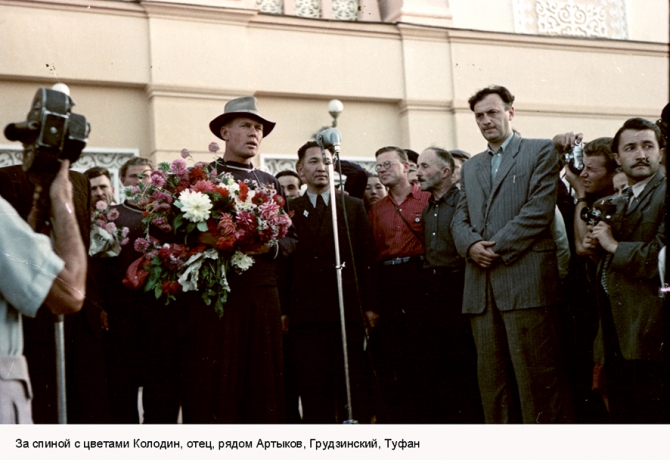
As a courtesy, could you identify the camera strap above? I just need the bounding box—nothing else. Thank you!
[391,202,425,249]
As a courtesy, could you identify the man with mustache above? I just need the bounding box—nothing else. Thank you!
[583,117,668,423]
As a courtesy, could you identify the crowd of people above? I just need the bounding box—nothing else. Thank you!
[1,87,668,424]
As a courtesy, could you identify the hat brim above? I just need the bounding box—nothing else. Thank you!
[209,113,276,140]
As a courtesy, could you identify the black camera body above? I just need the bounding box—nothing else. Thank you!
[4,86,89,175]
[563,140,584,175]
[580,197,619,226]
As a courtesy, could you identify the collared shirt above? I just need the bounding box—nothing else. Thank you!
[422,185,464,270]
[1,196,64,356]
[629,173,655,201]
[305,189,331,207]
[368,183,431,260]
[487,133,515,179]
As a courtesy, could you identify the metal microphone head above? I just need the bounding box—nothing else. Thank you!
[316,128,341,151]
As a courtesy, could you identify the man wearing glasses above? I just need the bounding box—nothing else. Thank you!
[367,146,430,423]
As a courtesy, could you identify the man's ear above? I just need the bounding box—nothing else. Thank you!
[614,152,621,166]
[508,106,515,122]
[220,126,228,141]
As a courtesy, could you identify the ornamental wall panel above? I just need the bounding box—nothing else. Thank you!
[514,0,627,39]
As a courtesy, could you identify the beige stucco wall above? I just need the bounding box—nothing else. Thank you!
[0,0,667,168]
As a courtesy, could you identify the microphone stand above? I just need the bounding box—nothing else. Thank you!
[28,184,68,424]
[318,129,356,424]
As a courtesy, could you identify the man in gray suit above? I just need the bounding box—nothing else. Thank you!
[452,85,571,423]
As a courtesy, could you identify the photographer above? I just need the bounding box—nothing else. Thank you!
[584,118,667,423]
[0,160,86,424]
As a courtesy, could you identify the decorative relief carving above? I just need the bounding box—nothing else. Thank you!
[295,0,321,18]
[257,0,284,15]
[513,0,627,39]
[261,154,375,177]
[332,0,359,21]
[0,148,137,203]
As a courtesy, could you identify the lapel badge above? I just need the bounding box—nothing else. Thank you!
[414,217,420,223]
[303,210,309,218]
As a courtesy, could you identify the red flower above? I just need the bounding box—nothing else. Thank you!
[175,180,190,195]
[189,167,208,184]
[238,181,249,202]
[161,280,182,295]
[214,186,229,199]
[216,235,236,252]
[273,194,285,207]
[252,192,269,206]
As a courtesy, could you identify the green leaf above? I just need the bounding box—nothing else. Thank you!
[174,213,183,231]
[197,221,208,232]
[154,286,162,299]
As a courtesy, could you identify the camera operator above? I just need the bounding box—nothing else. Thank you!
[0,160,86,424]
[584,117,667,423]
[552,134,619,422]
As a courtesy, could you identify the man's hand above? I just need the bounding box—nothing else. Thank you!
[564,164,585,195]
[468,240,500,268]
[43,160,87,315]
[590,221,618,254]
[553,131,584,155]
[364,310,379,329]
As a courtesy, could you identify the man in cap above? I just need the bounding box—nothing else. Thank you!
[181,96,296,423]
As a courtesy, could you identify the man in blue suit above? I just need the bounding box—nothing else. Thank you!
[452,85,572,423]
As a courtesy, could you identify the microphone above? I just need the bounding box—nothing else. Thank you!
[316,128,341,155]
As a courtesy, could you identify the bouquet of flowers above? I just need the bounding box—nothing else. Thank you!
[125,143,292,317]
[89,201,130,257]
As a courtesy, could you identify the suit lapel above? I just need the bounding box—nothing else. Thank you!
[292,196,319,240]
[474,153,492,200]
[618,172,664,240]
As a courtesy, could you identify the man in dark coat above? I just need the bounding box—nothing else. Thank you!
[286,141,379,423]
[180,96,296,423]
[585,117,668,422]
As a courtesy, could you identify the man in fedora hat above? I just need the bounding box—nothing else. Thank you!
[181,96,296,423]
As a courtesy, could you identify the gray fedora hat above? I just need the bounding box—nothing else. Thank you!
[209,96,276,140]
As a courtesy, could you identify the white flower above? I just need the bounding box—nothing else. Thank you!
[178,189,213,222]
[230,251,254,272]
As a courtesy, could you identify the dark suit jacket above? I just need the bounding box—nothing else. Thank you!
[604,171,666,361]
[287,192,379,325]
[452,134,561,314]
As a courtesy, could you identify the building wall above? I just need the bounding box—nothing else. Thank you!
[0,0,667,171]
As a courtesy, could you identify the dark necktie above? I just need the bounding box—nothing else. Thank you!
[314,194,327,221]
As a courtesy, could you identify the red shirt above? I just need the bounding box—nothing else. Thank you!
[368,183,430,260]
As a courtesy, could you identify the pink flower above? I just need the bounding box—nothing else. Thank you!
[95,219,106,229]
[107,208,119,221]
[95,201,108,211]
[217,214,236,237]
[121,227,130,238]
[134,238,150,253]
[181,148,190,159]
[258,200,281,221]
[171,159,189,180]
[208,142,220,153]
[105,222,117,233]
[150,170,166,188]
[191,180,216,193]
[120,238,129,246]
[151,190,174,204]
[152,202,172,213]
